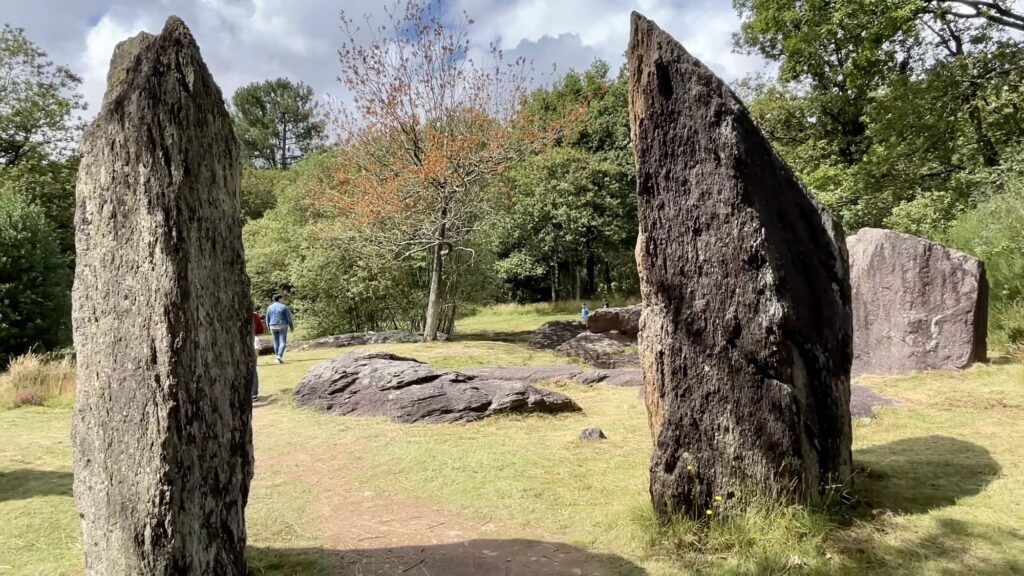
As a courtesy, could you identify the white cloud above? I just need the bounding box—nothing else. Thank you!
[0,0,770,118]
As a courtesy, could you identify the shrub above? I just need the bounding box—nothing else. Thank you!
[0,351,75,409]
[0,189,71,367]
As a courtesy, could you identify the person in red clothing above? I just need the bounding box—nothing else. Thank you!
[253,307,265,336]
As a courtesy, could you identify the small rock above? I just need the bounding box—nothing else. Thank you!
[579,428,608,441]
[530,320,587,350]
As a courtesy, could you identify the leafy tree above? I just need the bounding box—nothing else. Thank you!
[326,0,567,341]
[734,0,1024,235]
[240,166,282,221]
[0,189,70,367]
[494,62,638,302]
[231,78,325,170]
[0,24,84,167]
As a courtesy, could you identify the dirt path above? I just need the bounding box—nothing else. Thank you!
[253,406,637,576]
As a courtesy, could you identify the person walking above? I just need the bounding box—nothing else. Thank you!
[266,295,294,364]
[581,304,590,324]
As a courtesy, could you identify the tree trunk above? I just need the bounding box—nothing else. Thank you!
[72,18,252,575]
[550,261,558,302]
[422,210,447,342]
[586,243,597,298]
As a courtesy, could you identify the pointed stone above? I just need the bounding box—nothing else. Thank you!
[72,16,253,575]
[629,13,853,519]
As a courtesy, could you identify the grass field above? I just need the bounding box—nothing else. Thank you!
[1,307,1022,574]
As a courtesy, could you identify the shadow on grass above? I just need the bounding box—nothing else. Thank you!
[837,517,1024,574]
[249,538,646,575]
[854,435,1000,514]
[0,469,72,502]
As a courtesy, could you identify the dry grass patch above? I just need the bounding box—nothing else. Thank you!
[0,352,75,409]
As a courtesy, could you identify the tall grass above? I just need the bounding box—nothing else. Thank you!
[0,352,76,409]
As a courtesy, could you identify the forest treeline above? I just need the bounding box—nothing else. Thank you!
[2,0,1023,364]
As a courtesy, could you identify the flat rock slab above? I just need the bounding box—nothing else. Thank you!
[556,332,638,368]
[848,228,988,376]
[849,384,905,419]
[530,320,586,350]
[294,331,447,351]
[294,351,581,424]
[464,365,643,387]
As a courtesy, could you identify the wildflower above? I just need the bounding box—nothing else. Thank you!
[714,495,722,502]
[705,509,714,517]
[686,465,694,472]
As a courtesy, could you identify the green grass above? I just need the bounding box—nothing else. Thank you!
[2,340,1023,575]
[455,300,639,335]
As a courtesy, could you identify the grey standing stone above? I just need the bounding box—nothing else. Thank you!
[71,17,253,575]
[848,228,987,376]
[629,13,853,520]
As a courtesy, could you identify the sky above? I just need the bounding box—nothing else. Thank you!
[0,0,769,118]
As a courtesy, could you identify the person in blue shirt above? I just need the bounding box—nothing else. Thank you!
[266,295,295,363]
[581,304,590,324]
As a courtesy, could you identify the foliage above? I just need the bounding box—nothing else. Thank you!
[231,78,325,170]
[493,62,638,302]
[0,24,84,166]
[944,175,1024,345]
[734,0,1024,236]
[325,0,569,340]
[0,190,70,367]
[240,166,283,221]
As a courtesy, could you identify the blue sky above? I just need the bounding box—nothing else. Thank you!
[0,0,768,117]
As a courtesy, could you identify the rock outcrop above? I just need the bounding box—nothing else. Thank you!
[556,332,639,368]
[630,13,853,519]
[71,17,252,575]
[463,365,643,387]
[848,228,988,376]
[587,306,642,337]
[530,320,587,349]
[579,428,608,441]
[294,330,447,351]
[294,351,581,423]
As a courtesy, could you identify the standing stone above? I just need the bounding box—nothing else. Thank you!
[629,13,853,519]
[72,17,253,575]
[848,228,988,376]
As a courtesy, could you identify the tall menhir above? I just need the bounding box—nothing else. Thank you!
[629,13,854,519]
[72,17,253,574]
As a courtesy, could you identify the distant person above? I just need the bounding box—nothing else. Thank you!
[253,306,265,336]
[581,304,590,323]
[266,295,294,363]
[602,300,610,309]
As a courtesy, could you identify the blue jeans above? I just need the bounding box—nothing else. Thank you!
[272,328,288,359]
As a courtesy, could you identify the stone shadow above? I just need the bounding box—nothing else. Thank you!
[0,469,73,502]
[854,435,1000,514]
[249,538,646,575]
[451,331,536,344]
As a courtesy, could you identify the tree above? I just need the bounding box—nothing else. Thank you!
[327,0,567,341]
[733,0,1024,235]
[0,189,70,367]
[494,62,638,302]
[0,24,84,255]
[231,78,325,169]
[0,24,84,167]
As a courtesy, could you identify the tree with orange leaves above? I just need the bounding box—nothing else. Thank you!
[327,0,567,341]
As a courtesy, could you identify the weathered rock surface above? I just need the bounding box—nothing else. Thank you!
[587,306,642,337]
[530,320,587,349]
[630,13,853,519]
[556,332,639,368]
[294,330,447,351]
[72,17,252,575]
[294,351,581,423]
[848,228,988,376]
[463,365,643,387]
[579,428,608,441]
